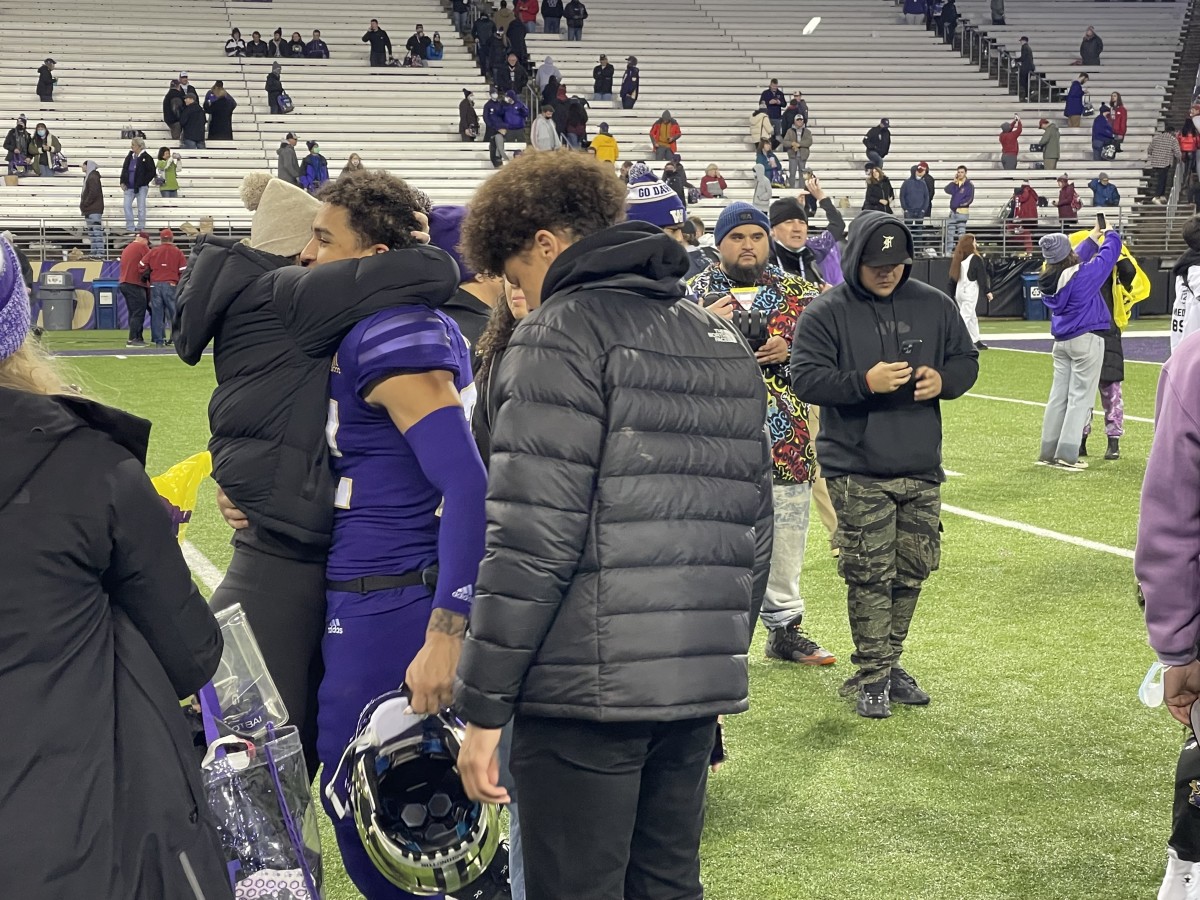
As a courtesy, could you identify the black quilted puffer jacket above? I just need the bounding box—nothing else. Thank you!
[455,221,774,728]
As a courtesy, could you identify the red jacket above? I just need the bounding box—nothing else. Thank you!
[1057,184,1082,218]
[515,0,538,22]
[650,120,681,153]
[1108,105,1127,138]
[998,119,1023,155]
[1015,185,1039,220]
[118,241,149,286]
[139,242,187,285]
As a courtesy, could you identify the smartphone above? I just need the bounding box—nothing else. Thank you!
[901,339,924,361]
[803,169,816,179]
[1096,212,1107,230]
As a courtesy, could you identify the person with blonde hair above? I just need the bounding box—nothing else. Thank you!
[0,233,232,899]
[948,233,992,350]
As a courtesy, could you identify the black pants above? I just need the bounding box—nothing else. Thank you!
[209,542,326,781]
[1153,166,1172,198]
[369,51,386,66]
[511,714,717,900]
[120,283,149,341]
[1171,734,1200,861]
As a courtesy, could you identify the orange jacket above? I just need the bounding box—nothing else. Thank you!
[650,120,681,153]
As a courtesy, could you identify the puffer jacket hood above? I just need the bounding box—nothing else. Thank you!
[543,220,689,300]
[840,210,913,300]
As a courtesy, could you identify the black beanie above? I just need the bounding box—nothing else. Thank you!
[769,197,808,227]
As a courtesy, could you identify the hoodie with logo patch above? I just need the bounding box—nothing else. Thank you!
[789,211,978,482]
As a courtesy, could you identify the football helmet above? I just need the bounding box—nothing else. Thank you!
[324,689,501,896]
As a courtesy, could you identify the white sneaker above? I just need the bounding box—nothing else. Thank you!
[1153,196,1166,205]
[1053,458,1088,471]
[1159,847,1200,900]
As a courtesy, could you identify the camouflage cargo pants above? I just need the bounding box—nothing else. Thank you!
[827,475,942,689]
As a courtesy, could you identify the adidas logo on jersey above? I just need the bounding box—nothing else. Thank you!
[327,618,344,635]
[452,585,474,606]
[710,329,737,343]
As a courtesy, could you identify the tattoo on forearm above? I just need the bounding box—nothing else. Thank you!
[428,608,468,638]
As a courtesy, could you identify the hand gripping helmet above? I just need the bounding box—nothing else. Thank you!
[324,689,501,896]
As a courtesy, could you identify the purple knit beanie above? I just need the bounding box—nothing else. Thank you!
[428,205,476,283]
[0,236,31,360]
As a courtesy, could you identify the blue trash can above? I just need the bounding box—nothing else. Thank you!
[93,279,119,330]
[1022,273,1046,321]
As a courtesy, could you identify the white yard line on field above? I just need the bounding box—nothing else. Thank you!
[964,391,1155,424]
[182,540,224,592]
[942,504,1134,560]
[990,345,1164,366]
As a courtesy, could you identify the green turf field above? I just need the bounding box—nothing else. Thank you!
[63,342,1179,900]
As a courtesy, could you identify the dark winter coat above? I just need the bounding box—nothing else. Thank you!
[304,39,330,59]
[3,125,30,162]
[593,62,614,94]
[494,62,530,94]
[863,176,895,213]
[265,71,283,105]
[276,141,300,184]
[36,64,54,97]
[1019,42,1035,75]
[1099,258,1137,382]
[179,102,206,143]
[204,94,237,141]
[864,124,891,158]
[565,0,588,27]
[900,168,931,218]
[455,221,774,728]
[0,390,230,900]
[162,87,185,126]
[1065,81,1086,118]
[80,168,104,215]
[174,237,460,557]
[120,150,157,190]
[247,38,270,57]
[286,39,306,57]
[460,97,480,137]
[506,19,528,60]
[363,28,392,57]
[1080,33,1103,66]
[621,65,639,101]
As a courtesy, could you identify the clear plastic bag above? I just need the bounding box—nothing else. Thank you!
[211,604,288,736]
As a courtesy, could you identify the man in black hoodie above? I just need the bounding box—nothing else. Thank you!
[362,19,392,66]
[36,59,56,103]
[455,149,773,900]
[791,213,978,719]
[863,118,891,168]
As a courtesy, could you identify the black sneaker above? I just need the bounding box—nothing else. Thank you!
[856,679,891,719]
[890,667,931,705]
[1105,437,1120,460]
[765,620,836,665]
[126,339,146,348]
[1079,436,1088,458]
[975,341,989,350]
[453,840,512,899]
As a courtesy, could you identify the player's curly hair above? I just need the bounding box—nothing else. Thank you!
[461,151,627,276]
[316,170,422,251]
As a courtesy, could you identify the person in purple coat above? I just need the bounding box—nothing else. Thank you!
[1034,225,1121,469]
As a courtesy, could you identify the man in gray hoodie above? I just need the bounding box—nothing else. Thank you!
[276,132,300,186]
[791,213,978,719]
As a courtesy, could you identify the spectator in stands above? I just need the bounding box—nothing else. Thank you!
[287,32,307,57]
[30,123,60,178]
[564,97,588,148]
[769,176,846,286]
[990,0,1005,25]
[277,132,300,184]
[79,160,105,259]
[1018,36,1035,102]
[506,17,529,65]
[1009,181,1039,255]
[1080,27,1103,67]
[1107,92,1127,147]
[949,234,991,350]
[1064,73,1088,128]
[592,54,614,100]
[483,89,506,167]
[1181,119,1199,172]
[247,31,269,57]
[473,13,496,74]
[36,59,56,104]
[761,79,786,136]
[204,83,237,142]
[177,71,198,101]
[156,147,180,198]
[688,202,833,666]
[3,116,31,176]
[482,26,508,79]
[341,153,365,176]
[1036,226,1121,470]
[120,138,156,233]
[179,94,206,150]
[515,0,538,28]
[903,0,926,26]
[493,0,516,32]
[406,25,432,65]
[565,0,588,40]
[428,33,445,60]
[1057,174,1082,225]
[939,0,958,43]
[782,116,811,189]
[998,115,1022,169]
[496,52,531,94]
[663,157,693,205]
[680,219,716,276]
[162,79,185,141]
[305,30,330,59]
[943,165,974,254]
[460,89,480,141]
[542,0,564,33]
[863,118,891,168]
[863,164,894,215]
[453,0,473,34]
[268,29,286,57]
[140,229,186,347]
[1149,125,1182,204]
[299,141,330,194]
[792,91,810,127]
[1090,103,1114,161]
[700,163,727,198]
[537,56,561,90]
[1089,172,1120,207]
[119,232,150,346]
[532,105,562,151]
[266,62,285,114]
[781,96,802,137]
[591,121,618,161]
[752,163,772,212]
[901,164,932,224]
[225,28,246,57]
[757,140,784,187]
[362,20,392,66]
[1038,118,1060,170]
[650,110,681,160]
[792,213,978,717]
[620,56,639,109]
[501,90,530,146]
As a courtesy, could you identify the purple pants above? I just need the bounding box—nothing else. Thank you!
[1083,380,1124,438]
[317,586,441,900]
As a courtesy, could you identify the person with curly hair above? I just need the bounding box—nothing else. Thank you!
[454,151,773,900]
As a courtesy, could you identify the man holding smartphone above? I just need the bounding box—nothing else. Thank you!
[791,213,978,718]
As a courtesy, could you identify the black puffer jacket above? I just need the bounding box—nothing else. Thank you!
[174,237,460,558]
[455,222,774,728]
[0,390,229,899]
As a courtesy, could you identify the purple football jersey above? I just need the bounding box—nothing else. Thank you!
[325,306,476,580]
